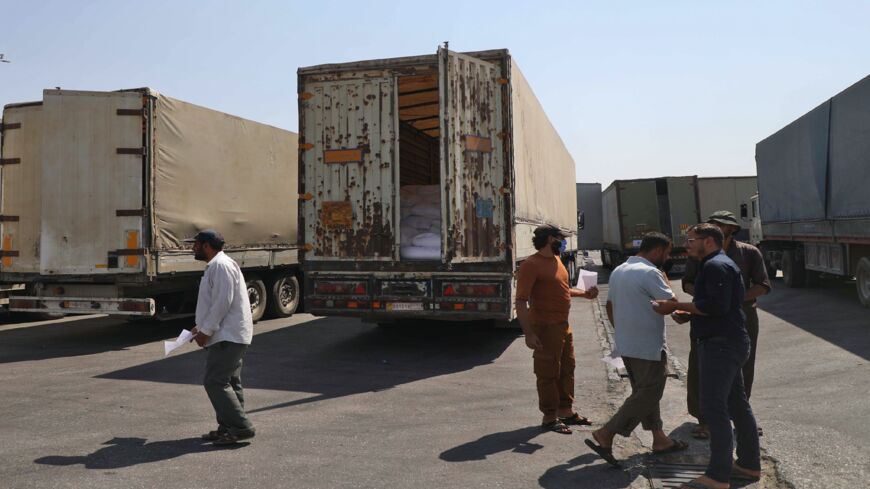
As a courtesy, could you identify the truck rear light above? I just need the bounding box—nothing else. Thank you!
[314,281,367,295]
[442,283,499,297]
[372,301,382,309]
[9,298,40,309]
[453,303,465,311]
[118,301,151,313]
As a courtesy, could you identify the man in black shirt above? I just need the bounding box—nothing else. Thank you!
[652,224,760,489]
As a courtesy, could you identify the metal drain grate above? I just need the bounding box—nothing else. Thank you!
[648,462,708,489]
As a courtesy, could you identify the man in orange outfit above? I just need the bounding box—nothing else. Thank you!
[516,225,599,434]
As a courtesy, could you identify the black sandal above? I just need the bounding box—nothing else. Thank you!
[584,438,621,468]
[201,430,225,441]
[541,419,572,434]
[560,413,592,426]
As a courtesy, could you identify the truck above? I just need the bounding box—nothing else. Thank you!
[1,88,302,321]
[754,74,870,306]
[601,176,700,273]
[297,47,581,323]
[576,183,603,250]
[697,176,757,242]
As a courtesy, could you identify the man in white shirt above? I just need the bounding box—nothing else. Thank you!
[187,230,256,446]
[585,233,687,466]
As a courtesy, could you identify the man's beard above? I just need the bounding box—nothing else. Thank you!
[194,250,207,261]
[551,242,561,254]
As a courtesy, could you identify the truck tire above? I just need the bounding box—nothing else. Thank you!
[781,250,805,288]
[266,273,300,318]
[246,277,268,323]
[855,257,870,308]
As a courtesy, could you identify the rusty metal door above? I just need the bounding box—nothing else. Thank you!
[301,77,399,261]
[439,49,507,263]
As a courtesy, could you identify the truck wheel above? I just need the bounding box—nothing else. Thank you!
[246,278,268,322]
[855,257,870,307]
[266,273,300,318]
[781,250,805,288]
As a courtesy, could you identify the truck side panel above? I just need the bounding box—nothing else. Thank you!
[510,61,577,260]
[152,94,298,251]
[601,184,620,248]
[617,180,659,248]
[0,103,42,274]
[829,74,870,219]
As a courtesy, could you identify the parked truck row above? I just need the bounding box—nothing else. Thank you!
[1,47,585,327]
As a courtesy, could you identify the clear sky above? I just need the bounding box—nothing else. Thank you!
[2,1,868,188]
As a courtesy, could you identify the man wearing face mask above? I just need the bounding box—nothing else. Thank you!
[184,229,256,446]
[516,225,599,434]
[681,211,770,440]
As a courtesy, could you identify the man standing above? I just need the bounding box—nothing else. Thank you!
[516,225,599,434]
[682,211,770,439]
[585,233,688,467]
[187,229,256,446]
[653,224,761,489]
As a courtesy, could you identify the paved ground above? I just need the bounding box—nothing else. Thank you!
[0,299,644,489]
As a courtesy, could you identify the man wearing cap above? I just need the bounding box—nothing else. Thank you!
[186,230,256,446]
[682,211,770,439]
[516,225,599,434]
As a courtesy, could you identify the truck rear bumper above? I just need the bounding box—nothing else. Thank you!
[9,296,156,316]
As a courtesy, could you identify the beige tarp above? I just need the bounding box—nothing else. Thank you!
[510,62,578,233]
[153,95,298,250]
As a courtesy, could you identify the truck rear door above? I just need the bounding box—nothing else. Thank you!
[300,77,399,261]
[0,103,42,274]
[665,176,700,244]
[618,180,659,249]
[439,48,507,263]
[39,90,147,275]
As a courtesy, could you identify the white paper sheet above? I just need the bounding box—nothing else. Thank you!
[164,329,195,356]
[576,269,598,291]
[601,355,625,370]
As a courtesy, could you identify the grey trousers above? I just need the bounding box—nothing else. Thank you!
[204,341,255,437]
[604,351,667,436]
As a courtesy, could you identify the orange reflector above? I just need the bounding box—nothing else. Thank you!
[1,235,12,267]
[125,230,140,267]
[453,303,465,311]
[347,301,359,309]
[372,301,381,309]
[324,148,364,164]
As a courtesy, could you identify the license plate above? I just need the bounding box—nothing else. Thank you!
[387,302,424,311]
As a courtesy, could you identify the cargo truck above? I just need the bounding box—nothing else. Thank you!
[601,176,700,274]
[697,176,757,242]
[297,47,580,323]
[1,89,301,320]
[755,74,870,306]
[576,183,603,250]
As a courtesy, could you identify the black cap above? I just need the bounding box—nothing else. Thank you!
[533,224,567,240]
[183,229,225,247]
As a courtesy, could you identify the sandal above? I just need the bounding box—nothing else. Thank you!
[201,429,226,441]
[691,424,710,440]
[541,419,572,435]
[584,437,620,468]
[212,431,255,446]
[652,438,689,454]
[559,413,592,426]
[731,464,761,482]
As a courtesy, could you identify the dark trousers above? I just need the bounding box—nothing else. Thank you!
[533,323,575,417]
[204,341,255,437]
[604,351,667,436]
[688,304,759,422]
[698,336,760,483]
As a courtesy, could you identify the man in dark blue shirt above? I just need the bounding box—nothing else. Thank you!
[652,224,760,489]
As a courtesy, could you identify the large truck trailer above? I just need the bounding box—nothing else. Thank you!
[576,182,603,251]
[297,47,581,323]
[601,176,700,274]
[1,89,301,320]
[755,74,870,306]
[697,176,757,242]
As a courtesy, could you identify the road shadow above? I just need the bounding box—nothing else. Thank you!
[539,452,647,489]
[34,436,243,469]
[0,315,186,364]
[99,317,519,413]
[440,426,544,461]
[757,276,870,361]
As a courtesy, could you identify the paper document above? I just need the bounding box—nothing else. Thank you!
[164,329,195,356]
[576,269,598,291]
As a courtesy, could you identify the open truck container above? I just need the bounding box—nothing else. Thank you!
[297,48,580,322]
[1,89,301,320]
[601,176,700,274]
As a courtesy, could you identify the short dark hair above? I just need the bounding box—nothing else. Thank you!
[689,223,724,247]
[532,233,550,250]
[532,225,565,250]
[639,232,672,252]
